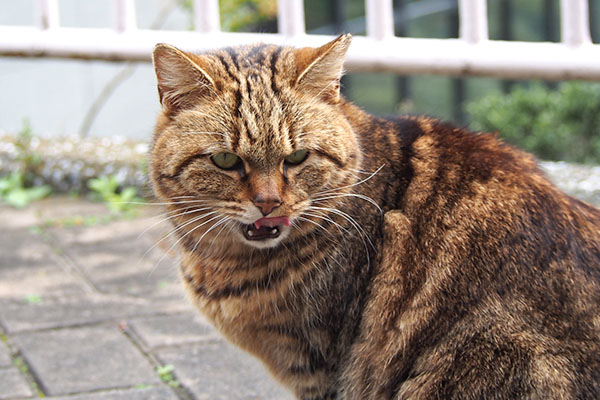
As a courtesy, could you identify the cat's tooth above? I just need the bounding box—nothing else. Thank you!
[271,228,278,234]
[247,229,254,237]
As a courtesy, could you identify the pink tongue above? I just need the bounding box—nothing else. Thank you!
[254,216,291,229]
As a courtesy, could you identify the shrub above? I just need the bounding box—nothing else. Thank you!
[466,82,600,164]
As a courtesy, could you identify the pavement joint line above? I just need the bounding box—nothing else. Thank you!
[2,337,46,397]
[7,321,178,398]
[136,336,225,353]
[2,310,189,335]
[34,225,103,295]
[117,320,196,400]
[27,383,171,398]
[5,319,126,336]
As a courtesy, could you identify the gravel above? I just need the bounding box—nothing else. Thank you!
[0,135,149,195]
[1,135,599,206]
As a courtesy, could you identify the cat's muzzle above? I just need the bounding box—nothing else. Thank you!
[244,224,282,240]
[244,216,290,241]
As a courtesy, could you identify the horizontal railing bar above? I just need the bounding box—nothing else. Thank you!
[1,28,599,81]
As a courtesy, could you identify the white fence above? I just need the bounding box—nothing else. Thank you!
[0,0,599,81]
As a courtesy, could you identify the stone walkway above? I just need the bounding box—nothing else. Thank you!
[0,197,294,400]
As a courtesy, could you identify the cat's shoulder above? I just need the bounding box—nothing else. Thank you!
[377,114,539,176]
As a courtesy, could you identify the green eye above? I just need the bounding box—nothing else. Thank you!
[211,152,241,170]
[285,150,309,165]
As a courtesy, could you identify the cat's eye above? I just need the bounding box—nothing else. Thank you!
[285,150,309,165]
[211,152,241,170]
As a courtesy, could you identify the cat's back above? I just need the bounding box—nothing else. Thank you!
[347,114,600,399]
[385,115,600,230]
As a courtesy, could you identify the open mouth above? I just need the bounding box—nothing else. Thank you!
[243,216,290,241]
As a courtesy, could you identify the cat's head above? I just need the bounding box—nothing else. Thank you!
[150,35,361,251]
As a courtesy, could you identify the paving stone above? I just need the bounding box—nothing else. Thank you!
[0,229,87,299]
[129,312,219,349]
[0,293,189,333]
[0,204,40,229]
[156,340,294,400]
[0,367,34,399]
[0,196,109,230]
[12,325,161,396]
[46,386,179,400]
[49,215,181,299]
[29,196,111,223]
[0,340,12,367]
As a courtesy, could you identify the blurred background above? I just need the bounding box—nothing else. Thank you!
[1,0,600,207]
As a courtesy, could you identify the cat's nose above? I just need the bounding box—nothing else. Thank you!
[253,194,281,216]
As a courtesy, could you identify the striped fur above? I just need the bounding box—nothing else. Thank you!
[150,35,600,399]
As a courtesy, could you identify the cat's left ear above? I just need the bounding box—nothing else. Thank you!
[293,34,352,103]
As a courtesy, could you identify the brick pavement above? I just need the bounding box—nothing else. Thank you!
[0,197,293,400]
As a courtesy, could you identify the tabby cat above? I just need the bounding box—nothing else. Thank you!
[149,34,600,399]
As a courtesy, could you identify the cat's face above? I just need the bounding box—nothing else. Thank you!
[150,35,360,250]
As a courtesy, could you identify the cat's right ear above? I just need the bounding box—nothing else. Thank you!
[152,43,217,115]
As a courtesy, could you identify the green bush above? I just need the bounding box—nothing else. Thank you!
[466,82,600,163]
[0,120,52,208]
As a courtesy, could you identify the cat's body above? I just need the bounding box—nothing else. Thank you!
[150,35,600,399]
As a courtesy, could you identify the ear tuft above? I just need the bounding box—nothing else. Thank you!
[152,43,217,115]
[293,34,352,103]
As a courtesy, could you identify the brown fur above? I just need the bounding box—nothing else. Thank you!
[149,35,600,399]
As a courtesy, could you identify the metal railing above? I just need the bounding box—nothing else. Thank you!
[0,0,598,81]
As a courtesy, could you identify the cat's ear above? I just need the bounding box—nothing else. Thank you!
[152,43,218,114]
[293,34,352,103]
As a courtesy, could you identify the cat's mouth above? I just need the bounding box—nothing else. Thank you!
[243,216,291,241]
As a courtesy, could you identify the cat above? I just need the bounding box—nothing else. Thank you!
[149,34,600,399]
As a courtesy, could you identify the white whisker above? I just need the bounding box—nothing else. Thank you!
[137,206,214,239]
[144,211,219,260]
[300,212,351,237]
[312,193,382,213]
[179,131,228,138]
[307,205,374,249]
[191,216,232,253]
[204,218,235,252]
[314,164,385,196]
[153,213,224,268]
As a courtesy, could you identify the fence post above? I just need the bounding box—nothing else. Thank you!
[35,0,60,30]
[113,0,137,32]
[458,0,488,43]
[194,0,220,33]
[366,0,395,40]
[561,0,591,47]
[278,0,305,37]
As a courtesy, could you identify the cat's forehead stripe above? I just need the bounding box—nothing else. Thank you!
[269,47,283,95]
[244,43,268,66]
[210,44,292,155]
[213,52,241,83]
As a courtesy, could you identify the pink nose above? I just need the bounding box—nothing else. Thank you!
[253,195,281,216]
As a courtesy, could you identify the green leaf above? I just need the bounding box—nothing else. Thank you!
[26,185,51,201]
[1,184,51,208]
[24,293,42,304]
[4,188,31,208]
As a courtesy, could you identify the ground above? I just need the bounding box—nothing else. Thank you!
[0,197,293,400]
